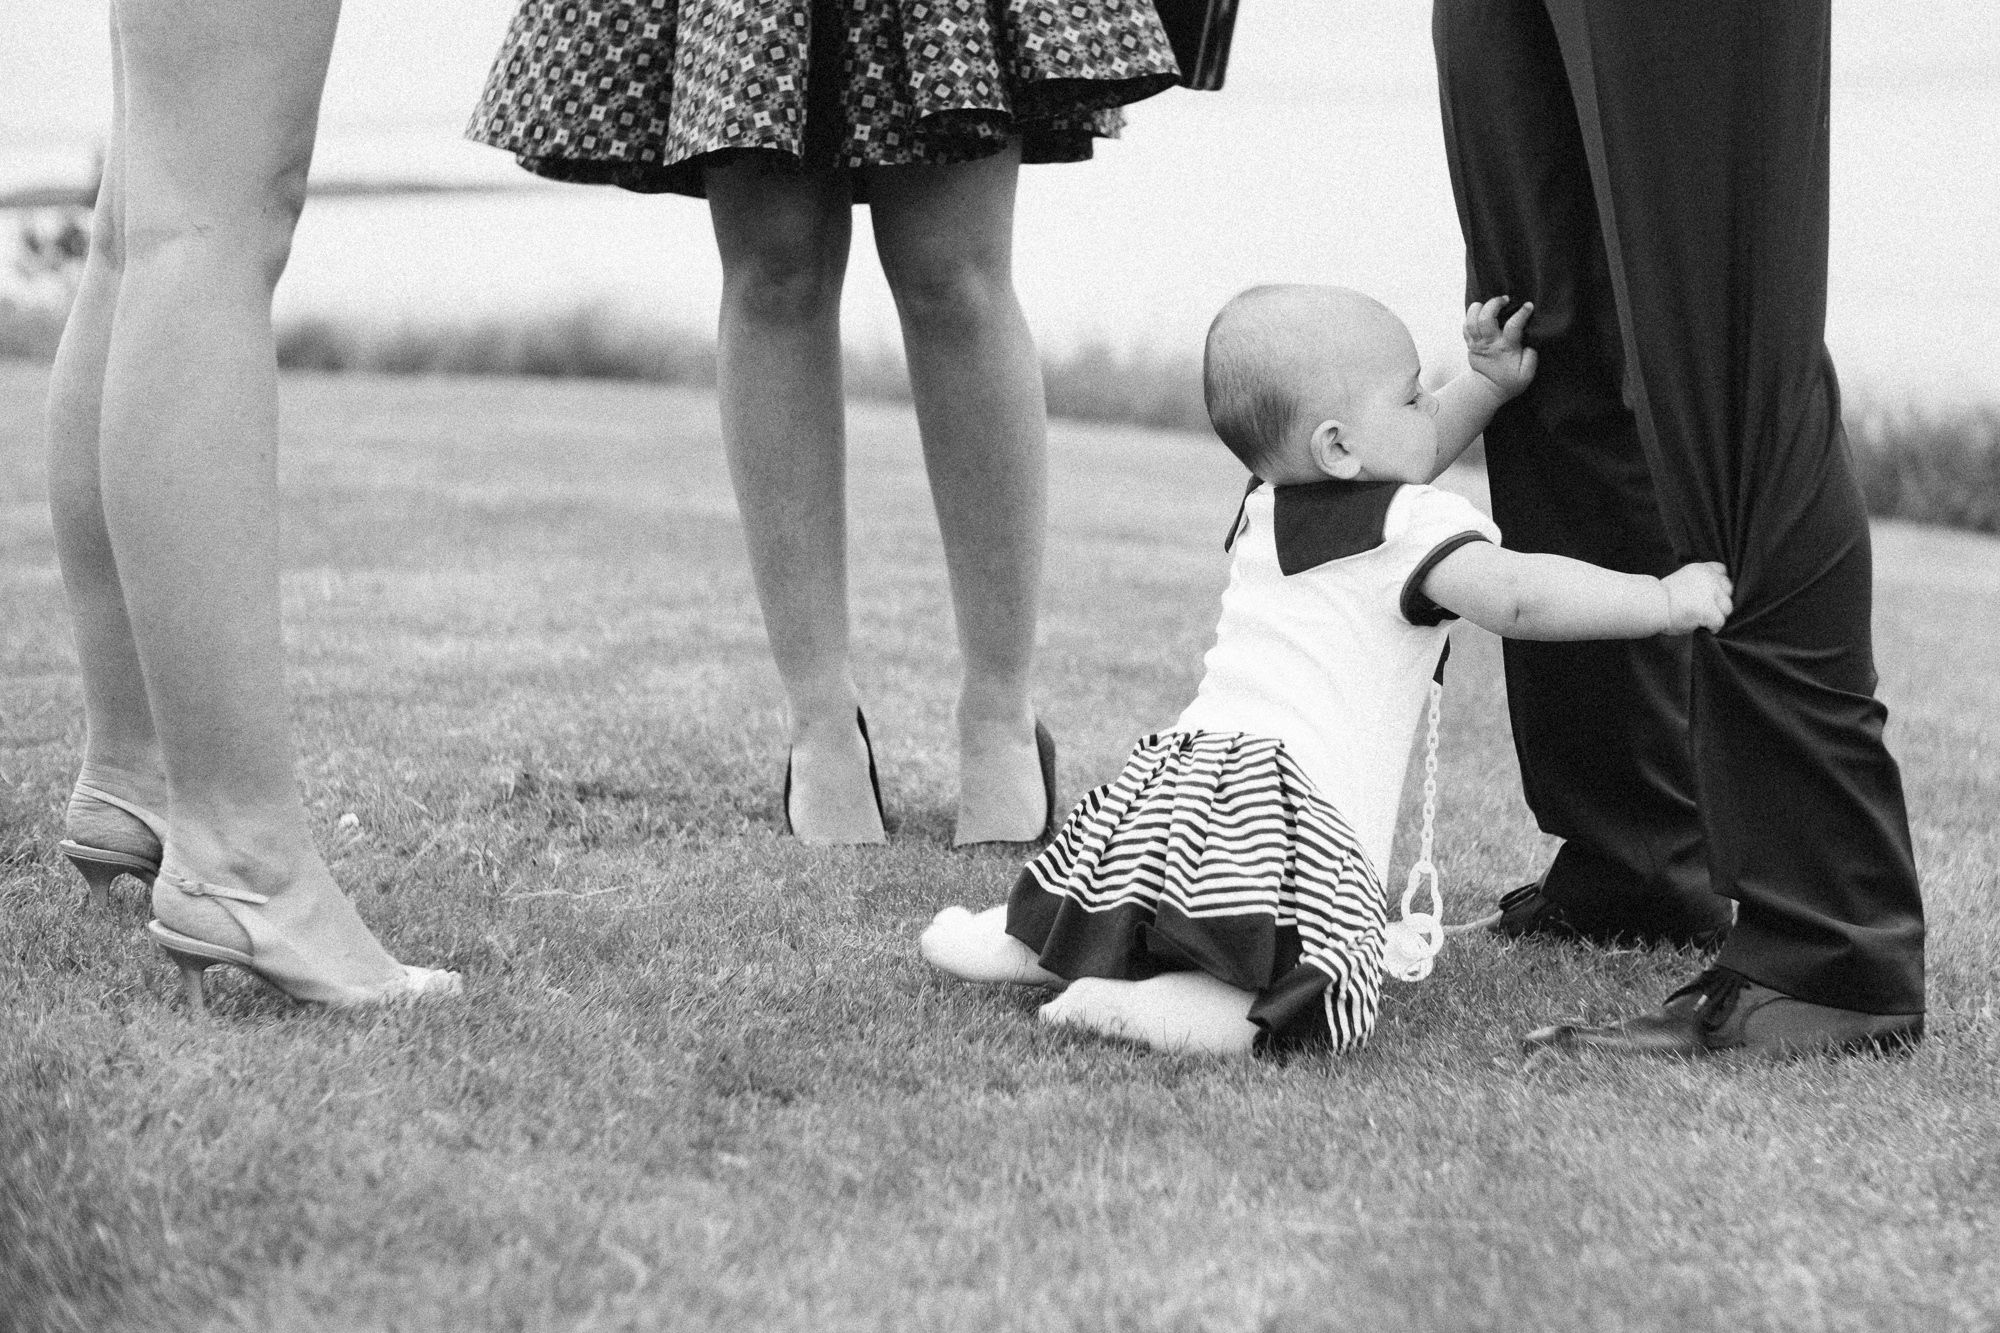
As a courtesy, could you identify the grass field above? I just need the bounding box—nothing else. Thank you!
[2,358,1997,1332]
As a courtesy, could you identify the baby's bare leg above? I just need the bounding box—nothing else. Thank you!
[919,904,1062,986]
[1040,972,1259,1055]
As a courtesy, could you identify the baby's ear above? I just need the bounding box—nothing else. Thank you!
[1309,420,1362,480]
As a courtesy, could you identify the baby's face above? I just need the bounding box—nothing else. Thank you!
[1329,333,1442,484]
[1263,320,1439,486]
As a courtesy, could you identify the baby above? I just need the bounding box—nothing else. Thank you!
[921,285,1732,1056]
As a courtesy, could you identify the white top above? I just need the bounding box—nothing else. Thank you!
[1173,482,1501,880]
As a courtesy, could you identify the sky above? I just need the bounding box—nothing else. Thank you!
[4,0,1998,400]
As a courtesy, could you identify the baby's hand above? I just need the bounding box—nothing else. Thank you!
[1660,562,1733,633]
[1464,296,1537,400]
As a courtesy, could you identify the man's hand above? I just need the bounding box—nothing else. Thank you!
[1464,296,1537,401]
[1660,562,1733,633]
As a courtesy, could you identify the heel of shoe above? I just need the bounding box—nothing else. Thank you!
[146,918,237,1016]
[65,855,122,913]
[60,845,158,912]
[162,946,212,1016]
[856,708,886,829]
[1032,719,1057,843]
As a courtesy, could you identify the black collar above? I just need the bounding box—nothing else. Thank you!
[1224,477,1403,576]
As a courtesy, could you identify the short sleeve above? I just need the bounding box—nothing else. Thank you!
[1381,485,1504,626]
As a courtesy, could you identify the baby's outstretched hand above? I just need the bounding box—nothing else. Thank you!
[1660,562,1733,633]
[1465,296,1537,400]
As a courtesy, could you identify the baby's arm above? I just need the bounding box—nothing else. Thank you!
[1429,297,1538,479]
[1422,542,1733,640]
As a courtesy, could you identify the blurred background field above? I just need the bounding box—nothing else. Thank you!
[5,0,1998,394]
[7,266,1996,534]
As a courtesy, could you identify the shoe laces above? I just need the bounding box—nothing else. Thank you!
[1667,965,1750,1035]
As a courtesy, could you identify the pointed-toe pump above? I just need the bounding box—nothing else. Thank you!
[147,871,462,1015]
[955,719,1058,849]
[1032,719,1057,842]
[782,708,887,841]
[59,782,168,910]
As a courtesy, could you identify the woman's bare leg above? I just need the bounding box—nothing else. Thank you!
[91,0,412,988]
[706,158,884,844]
[867,149,1049,844]
[46,33,170,843]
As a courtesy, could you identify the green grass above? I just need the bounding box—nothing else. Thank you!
[2,358,1997,1332]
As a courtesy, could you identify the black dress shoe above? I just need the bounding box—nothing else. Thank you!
[1491,881,1585,942]
[1491,880,1732,950]
[1523,966,1925,1060]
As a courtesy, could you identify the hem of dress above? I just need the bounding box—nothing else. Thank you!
[465,70,1177,200]
[475,123,1124,197]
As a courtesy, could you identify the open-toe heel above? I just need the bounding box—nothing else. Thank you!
[58,782,167,911]
[147,871,461,1013]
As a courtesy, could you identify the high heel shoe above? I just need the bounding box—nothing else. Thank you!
[58,782,167,910]
[1032,719,1057,842]
[782,708,887,841]
[955,719,1058,848]
[146,871,461,1014]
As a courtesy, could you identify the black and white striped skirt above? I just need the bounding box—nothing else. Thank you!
[1005,730,1388,1053]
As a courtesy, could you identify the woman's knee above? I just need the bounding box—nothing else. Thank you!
[882,245,1016,338]
[710,164,850,324]
[121,156,310,291]
[719,230,847,325]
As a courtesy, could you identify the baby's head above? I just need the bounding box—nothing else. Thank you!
[1203,285,1439,487]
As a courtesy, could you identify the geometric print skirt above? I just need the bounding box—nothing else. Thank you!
[468,0,1183,198]
[1005,731,1390,1054]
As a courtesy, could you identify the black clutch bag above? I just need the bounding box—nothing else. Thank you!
[1153,0,1239,91]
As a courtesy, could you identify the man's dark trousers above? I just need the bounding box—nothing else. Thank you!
[1433,0,1924,1011]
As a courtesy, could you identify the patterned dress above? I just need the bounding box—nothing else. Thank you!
[467,0,1183,197]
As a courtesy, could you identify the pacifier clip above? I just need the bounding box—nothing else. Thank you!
[1379,645,1501,983]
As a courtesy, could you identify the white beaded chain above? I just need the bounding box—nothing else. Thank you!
[1379,676,1502,983]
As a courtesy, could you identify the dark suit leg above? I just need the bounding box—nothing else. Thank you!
[1433,0,1725,944]
[1540,0,1923,1012]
